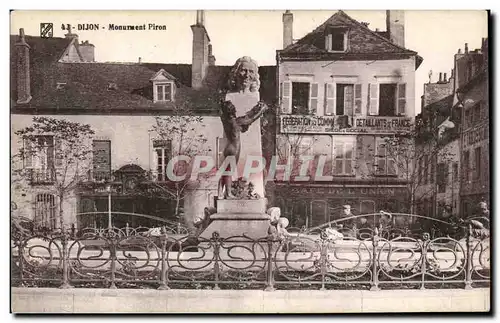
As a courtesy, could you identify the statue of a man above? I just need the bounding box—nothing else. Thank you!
[219,56,267,199]
[219,99,267,198]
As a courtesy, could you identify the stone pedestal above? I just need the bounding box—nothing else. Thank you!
[198,198,271,240]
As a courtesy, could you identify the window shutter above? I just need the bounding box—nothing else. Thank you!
[344,85,354,116]
[54,137,63,167]
[309,83,319,114]
[369,83,379,116]
[324,83,336,115]
[397,83,407,116]
[354,83,362,115]
[281,81,292,114]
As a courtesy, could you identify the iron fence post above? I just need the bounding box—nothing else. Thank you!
[158,229,169,290]
[264,234,276,291]
[109,234,117,289]
[420,239,427,290]
[59,232,72,289]
[212,232,221,290]
[465,223,473,290]
[319,233,328,291]
[370,227,380,291]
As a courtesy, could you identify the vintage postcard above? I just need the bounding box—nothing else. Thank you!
[10,9,490,313]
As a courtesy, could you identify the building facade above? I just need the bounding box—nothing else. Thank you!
[10,12,276,230]
[272,10,423,228]
[456,38,489,216]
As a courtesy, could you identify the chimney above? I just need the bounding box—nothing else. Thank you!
[79,40,95,62]
[439,72,442,83]
[191,10,210,89]
[458,48,462,54]
[64,24,78,40]
[208,44,216,66]
[138,57,142,64]
[282,10,293,49]
[386,10,405,48]
[15,28,31,104]
[443,73,447,83]
[465,43,469,54]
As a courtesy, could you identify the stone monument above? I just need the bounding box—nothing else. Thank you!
[198,56,272,240]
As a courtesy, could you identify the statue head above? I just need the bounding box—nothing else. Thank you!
[227,56,260,93]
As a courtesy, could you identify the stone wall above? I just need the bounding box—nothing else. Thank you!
[11,287,490,313]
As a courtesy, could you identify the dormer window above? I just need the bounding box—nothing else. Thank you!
[325,27,348,52]
[150,69,177,103]
[155,82,173,102]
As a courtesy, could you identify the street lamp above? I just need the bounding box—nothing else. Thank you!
[106,184,112,229]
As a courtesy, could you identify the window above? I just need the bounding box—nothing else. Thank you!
[463,150,470,183]
[336,84,353,115]
[369,83,406,116]
[24,135,57,184]
[474,146,482,180]
[281,81,318,115]
[379,84,397,116]
[375,139,396,176]
[153,139,172,181]
[333,140,354,176]
[35,193,56,229]
[325,83,361,116]
[92,140,111,181]
[437,163,448,193]
[154,82,173,102]
[325,28,347,52]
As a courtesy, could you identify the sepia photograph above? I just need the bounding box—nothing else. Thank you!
[9,8,490,314]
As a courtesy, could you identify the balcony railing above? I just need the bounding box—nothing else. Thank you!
[29,169,55,185]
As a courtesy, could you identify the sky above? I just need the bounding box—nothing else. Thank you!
[10,10,488,114]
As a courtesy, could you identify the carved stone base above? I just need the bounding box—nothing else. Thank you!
[198,218,271,240]
[198,198,270,240]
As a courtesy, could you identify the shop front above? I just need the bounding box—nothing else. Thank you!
[274,184,410,229]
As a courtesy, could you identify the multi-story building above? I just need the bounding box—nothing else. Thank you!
[10,11,276,230]
[415,38,489,219]
[272,10,423,228]
[415,71,457,218]
[456,38,489,216]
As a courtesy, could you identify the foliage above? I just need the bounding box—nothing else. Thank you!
[13,116,95,229]
[149,103,210,229]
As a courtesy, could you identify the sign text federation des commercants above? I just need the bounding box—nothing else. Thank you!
[280,115,412,134]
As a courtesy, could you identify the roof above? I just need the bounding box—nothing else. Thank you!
[11,34,277,115]
[278,10,423,68]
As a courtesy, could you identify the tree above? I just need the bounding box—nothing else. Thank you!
[368,119,456,216]
[149,104,210,230]
[13,117,95,230]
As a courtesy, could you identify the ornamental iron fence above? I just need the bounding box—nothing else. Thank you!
[10,212,490,291]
